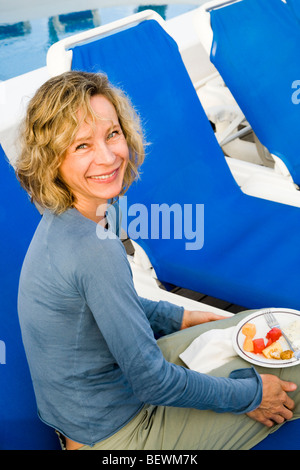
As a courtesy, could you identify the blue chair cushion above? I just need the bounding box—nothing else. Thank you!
[252,418,300,450]
[0,145,60,449]
[286,0,300,22]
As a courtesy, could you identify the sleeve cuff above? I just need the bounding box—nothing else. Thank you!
[139,297,184,335]
[229,367,263,414]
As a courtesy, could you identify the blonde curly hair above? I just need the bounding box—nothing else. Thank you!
[16,71,145,213]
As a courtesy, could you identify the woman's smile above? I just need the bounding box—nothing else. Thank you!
[87,166,120,182]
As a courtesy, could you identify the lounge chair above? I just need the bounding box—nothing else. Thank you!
[46,11,300,311]
[46,13,300,449]
[195,0,300,187]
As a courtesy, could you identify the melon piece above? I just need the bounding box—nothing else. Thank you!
[262,341,283,359]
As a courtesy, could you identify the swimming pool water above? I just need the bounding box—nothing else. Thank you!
[0,4,196,81]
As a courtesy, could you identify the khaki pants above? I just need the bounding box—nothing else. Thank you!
[80,310,300,450]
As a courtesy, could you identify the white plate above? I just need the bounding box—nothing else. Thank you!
[232,308,300,368]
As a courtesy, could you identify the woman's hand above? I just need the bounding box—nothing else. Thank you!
[180,309,227,330]
[246,374,297,427]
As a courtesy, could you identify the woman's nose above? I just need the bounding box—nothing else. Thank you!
[94,141,116,165]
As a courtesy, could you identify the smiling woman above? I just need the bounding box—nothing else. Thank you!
[16,71,145,216]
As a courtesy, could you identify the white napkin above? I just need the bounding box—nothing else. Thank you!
[179,327,237,374]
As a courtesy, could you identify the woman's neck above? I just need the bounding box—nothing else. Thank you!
[74,200,108,225]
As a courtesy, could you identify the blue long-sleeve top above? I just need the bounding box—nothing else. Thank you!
[18,208,262,446]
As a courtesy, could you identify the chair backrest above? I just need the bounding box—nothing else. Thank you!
[0,145,60,449]
[208,0,300,185]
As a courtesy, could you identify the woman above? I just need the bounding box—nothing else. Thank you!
[16,71,299,450]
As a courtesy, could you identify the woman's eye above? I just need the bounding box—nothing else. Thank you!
[107,130,120,140]
[75,143,88,150]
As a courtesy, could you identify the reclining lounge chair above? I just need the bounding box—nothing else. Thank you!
[46,12,300,311]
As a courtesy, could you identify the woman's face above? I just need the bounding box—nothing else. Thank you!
[59,94,129,218]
